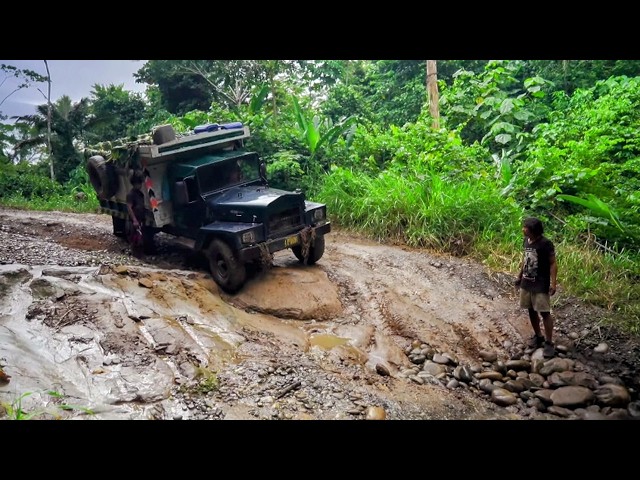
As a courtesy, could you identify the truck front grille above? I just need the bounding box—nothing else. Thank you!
[268,207,302,238]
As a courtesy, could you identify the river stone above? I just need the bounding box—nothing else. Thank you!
[441,352,458,366]
[476,371,503,381]
[599,375,625,386]
[628,401,640,419]
[534,389,554,405]
[138,278,154,289]
[548,371,573,388]
[503,379,527,394]
[595,383,631,407]
[594,342,609,354]
[447,379,459,389]
[556,342,573,354]
[550,386,595,408]
[453,365,474,383]
[539,358,574,376]
[28,277,58,299]
[365,406,386,420]
[478,378,497,394]
[422,361,447,376]
[421,347,435,358]
[505,359,531,371]
[491,388,518,406]
[547,406,574,418]
[432,353,451,365]
[411,354,427,364]
[478,350,497,362]
[529,373,545,388]
[577,410,608,420]
[606,409,632,420]
[527,397,546,412]
[495,361,507,375]
[469,363,483,374]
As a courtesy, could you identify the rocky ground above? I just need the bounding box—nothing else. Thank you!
[0,206,638,420]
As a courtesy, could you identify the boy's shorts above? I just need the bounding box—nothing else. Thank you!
[520,289,551,313]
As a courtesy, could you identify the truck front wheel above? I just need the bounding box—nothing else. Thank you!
[207,239,246,293]
[293,234,325,265]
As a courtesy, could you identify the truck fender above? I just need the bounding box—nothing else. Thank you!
[195,227,240,253]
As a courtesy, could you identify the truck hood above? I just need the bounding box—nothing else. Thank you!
[205,186,303,208]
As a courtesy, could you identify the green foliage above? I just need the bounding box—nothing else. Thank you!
[134,60,214,114]
[0,162,63,198]
[88,84,148,141]
[1,389,95,420]
[292,96,357,160]
[440,60,554,162]
[0,162,98,212]
[516,76,640,248]
[265,150,305,191]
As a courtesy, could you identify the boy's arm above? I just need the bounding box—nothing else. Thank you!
[515,259,524,286]
[549,254,557,295]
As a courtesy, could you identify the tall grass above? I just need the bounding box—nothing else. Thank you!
[0,192,99,213]
[319,166,522,253]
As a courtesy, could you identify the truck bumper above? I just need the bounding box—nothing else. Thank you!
[238,222,331,262]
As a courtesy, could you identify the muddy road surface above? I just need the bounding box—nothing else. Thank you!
[0,206,638,420]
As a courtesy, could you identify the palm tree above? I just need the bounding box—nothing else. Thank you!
[13,95,107,182]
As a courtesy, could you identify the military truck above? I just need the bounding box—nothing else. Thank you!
[86,122,330,293]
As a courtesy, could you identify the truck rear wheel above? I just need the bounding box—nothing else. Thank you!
[293,234,325,265]
[207,239,246,293]
[87,155,117,199]
[112,215,126,238]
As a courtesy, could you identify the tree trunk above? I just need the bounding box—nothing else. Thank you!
[426,60,440,129]
[44,60,54,181]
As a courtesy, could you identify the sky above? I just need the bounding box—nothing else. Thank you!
[0,60,147,120]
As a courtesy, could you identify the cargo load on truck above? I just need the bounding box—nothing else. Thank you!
[86,122,331,293]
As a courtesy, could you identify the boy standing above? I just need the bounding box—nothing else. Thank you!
[515,217,558,358]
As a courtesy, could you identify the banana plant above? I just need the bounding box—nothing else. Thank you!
[292,96,357,160]
[557,193,625,232]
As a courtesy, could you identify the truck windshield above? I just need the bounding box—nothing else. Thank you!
[197,153,261,193]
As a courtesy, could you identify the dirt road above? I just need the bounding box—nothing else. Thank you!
[0,207,638,420]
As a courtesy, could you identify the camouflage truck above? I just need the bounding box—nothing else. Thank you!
[86,122,330,293]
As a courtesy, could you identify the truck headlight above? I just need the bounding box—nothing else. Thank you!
[313,209,325,221]
[242,231,256,244]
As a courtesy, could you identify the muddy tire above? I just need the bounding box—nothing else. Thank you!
[87,155,117,200]
[207,239,246,293]
[112,216,126,238]
[293,234,325,265]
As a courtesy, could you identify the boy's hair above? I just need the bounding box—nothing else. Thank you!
[523,217,544,236]
[130,172,144,185]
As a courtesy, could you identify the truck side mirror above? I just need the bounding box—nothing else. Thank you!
[259,161,268,184]
[175,181,189,206]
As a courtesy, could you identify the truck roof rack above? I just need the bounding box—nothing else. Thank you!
[137,125,251,164]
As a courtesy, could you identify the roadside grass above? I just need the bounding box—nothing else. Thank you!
[0,390,95,420]
[0,192,99,214]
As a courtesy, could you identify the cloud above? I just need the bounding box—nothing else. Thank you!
[1,60,147,121]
